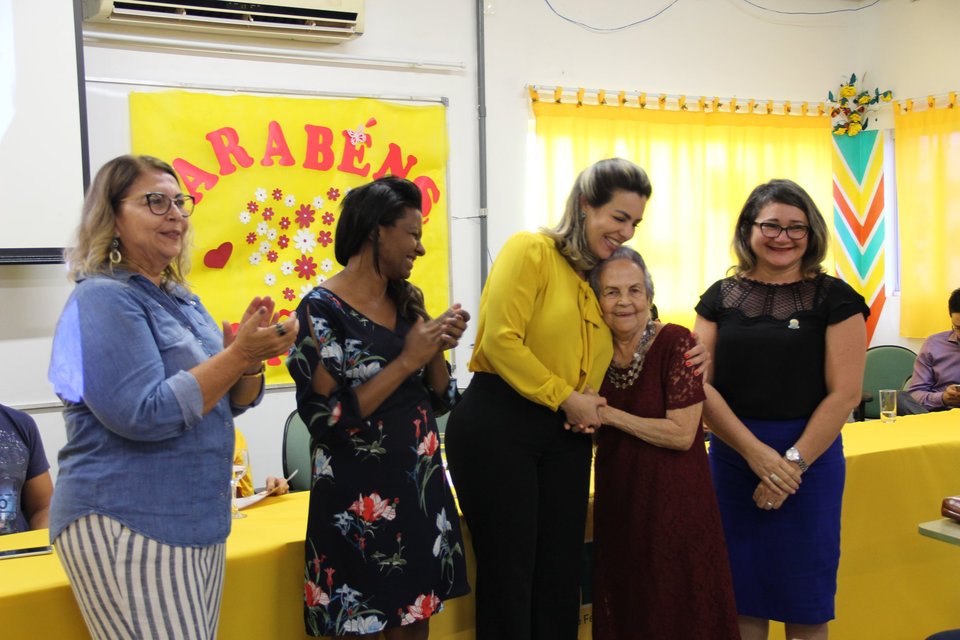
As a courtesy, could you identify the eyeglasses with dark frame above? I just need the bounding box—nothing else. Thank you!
[127,192,196,217]
[753,221,809,240]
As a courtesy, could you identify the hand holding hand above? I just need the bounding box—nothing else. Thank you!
[745,442,802,496]
[753,481,789,510]
[561,389,606,434]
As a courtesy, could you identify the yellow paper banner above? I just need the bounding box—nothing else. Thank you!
[130,91,450,384]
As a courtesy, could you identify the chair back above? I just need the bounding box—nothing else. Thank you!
[282,410,312,492]
[862,345,918,419]
[436,412,449,435]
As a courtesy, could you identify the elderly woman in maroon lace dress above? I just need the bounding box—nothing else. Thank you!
[589,247,740,640]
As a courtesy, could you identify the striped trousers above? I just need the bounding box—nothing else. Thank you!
[55,514,226,640]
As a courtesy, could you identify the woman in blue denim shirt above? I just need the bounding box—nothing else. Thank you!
[48,155,298,640]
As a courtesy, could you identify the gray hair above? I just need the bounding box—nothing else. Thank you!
[590,246,655,303]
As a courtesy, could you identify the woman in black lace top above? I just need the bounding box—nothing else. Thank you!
[694,179,868,640]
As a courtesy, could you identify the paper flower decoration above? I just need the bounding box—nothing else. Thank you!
[827,73,892,136]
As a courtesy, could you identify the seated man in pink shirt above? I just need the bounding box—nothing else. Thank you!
[906,288,960,412]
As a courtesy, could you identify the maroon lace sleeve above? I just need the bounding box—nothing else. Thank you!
[664,326,706,411]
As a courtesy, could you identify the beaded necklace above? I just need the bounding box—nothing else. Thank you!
[606,317,657,390]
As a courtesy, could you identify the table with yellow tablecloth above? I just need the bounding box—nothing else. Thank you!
[831,410,960,639]
[2,409,960,639]
[0,493,472,640]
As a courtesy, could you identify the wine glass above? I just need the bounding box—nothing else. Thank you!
[231,449,249,519]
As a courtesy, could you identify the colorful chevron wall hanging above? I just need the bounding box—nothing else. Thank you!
[832,129,885,343]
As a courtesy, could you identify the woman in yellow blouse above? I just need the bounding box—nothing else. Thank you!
[444,158,651,640]
[233,428,289,498]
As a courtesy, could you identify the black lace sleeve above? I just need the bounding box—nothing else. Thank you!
[823,276,870,325]
[694,279,726,322]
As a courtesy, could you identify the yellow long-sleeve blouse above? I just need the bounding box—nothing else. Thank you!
[469,232,613,411]
[233,427,254,497]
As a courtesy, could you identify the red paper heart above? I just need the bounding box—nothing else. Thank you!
[204,242,233,269]
[267,356,283,366]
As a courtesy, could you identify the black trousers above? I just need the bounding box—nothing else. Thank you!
[444,373,592,640]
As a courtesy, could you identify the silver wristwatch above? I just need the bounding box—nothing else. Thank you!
[785,447,809,472]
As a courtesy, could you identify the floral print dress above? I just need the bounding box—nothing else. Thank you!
[287,287,469,636]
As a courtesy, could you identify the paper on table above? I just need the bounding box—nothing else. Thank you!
[235,490,269,510]
[234,469,299,510]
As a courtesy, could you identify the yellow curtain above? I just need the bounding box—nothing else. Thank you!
[893,105,960,337]
[532,102,833,328]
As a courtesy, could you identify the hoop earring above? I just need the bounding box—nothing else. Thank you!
[109,238,122,265]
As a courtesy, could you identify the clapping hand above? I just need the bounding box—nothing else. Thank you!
[431,304,471,351]
[399,317,447,372]
[399,304,471,372]
[223,296,299,370]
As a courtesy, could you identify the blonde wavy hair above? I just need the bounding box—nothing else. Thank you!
[542,158,652,273]
[65,155,192,288]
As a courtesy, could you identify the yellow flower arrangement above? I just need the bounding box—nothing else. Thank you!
[827,73,893,136]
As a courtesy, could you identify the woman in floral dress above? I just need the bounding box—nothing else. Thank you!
[287,176,470,639]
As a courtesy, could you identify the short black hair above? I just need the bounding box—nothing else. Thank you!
[949,288,960,315]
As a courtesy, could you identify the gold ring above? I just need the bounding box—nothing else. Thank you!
[770,473,780,483]
[765,501,773,507]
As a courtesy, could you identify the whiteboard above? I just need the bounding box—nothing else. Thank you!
[0,0,86,257]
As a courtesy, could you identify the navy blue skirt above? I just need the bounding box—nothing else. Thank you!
[709,418,844,625]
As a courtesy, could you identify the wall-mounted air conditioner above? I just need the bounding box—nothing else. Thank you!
[81,0,365,44]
